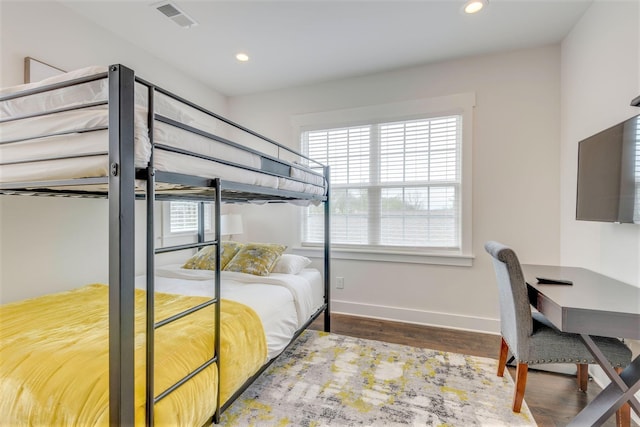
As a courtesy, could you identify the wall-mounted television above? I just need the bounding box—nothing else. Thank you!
[576,114,639,224]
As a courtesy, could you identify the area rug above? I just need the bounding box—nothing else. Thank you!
[220,330,536,426]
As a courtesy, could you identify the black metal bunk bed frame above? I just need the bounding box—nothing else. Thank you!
[0,64,331,426]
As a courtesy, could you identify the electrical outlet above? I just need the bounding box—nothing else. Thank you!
[336,277,344,289]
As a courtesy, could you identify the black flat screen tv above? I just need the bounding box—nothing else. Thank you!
[576,114,639,224]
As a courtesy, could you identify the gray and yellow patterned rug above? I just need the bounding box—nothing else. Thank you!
[221,330,535,426]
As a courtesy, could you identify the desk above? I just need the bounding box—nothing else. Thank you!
[522,265,640,426]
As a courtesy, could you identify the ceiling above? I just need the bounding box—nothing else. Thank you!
[59,0,593,97]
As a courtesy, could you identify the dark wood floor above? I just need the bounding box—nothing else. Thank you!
[311,313,635,427]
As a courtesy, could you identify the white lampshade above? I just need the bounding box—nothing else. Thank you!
[220,214,244,236]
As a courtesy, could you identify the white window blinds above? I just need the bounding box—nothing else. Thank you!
[303,115,462,250]
[169,201,211,233]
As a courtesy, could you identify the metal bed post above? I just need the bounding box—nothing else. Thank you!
[108,64,136,426]
[213,179,222,424]
[323,166,331,332]
[145,84,157,427]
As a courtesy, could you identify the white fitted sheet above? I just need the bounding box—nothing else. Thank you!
[0,66,325,196]
[138,265,325,360]
[0,147,324,197]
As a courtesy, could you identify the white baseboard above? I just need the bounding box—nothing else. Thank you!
[330,299,500,335]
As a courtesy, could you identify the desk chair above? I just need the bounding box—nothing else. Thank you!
[484,241,631,426]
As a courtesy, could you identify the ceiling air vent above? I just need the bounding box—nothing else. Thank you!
[154,1,198,28]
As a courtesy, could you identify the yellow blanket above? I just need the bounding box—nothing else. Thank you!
[0,284,267,426]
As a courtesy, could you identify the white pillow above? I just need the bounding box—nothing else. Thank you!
[271,254,311,275]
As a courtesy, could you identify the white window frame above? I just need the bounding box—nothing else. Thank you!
[292,93,475,266]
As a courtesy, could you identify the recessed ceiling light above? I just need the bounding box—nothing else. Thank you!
[236,53,250,62]
[463,0,488,14]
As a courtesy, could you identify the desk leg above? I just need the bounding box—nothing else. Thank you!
[567,337,640,427]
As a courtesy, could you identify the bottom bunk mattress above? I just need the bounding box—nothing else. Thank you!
[143,266,325,360]
[0,283,266,426]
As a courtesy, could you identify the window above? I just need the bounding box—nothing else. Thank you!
[167,201,211,234]
[295,93,474,262]
[160,201,215,253]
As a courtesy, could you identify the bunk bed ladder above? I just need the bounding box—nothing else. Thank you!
[144,178,222,427]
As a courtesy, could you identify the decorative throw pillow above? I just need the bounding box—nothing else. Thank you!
[271,254,312,275]
[182,241,244,271]
[223,243,287,276]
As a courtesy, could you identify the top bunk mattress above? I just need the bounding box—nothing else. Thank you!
[0,66,326,199]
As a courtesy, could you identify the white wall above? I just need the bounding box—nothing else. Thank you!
[228,46,563,333]
[560,1,640,288]
[560,0,640,407]
[0,1,228,303]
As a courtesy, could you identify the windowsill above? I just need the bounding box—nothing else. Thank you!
[292,246,474,267]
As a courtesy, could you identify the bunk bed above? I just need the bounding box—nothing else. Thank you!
[0,64,331,426]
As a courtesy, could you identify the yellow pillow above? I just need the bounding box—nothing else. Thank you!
[182,241,244,271]
[223,243,287,276]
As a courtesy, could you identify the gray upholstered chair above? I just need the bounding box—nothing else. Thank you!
[484,241,631,426]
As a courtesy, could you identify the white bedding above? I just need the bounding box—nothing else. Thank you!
[0,66,325,195]
[0,66,190,123]
[136,265,325,360]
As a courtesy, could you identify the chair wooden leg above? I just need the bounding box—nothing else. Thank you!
[512,363,528,413]
[497,337,509,377]
[615,367,630,427]
[576,363,588,391]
